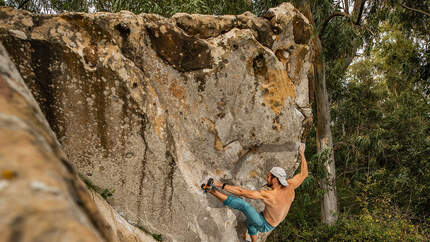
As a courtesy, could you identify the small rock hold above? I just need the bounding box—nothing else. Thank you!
[0,180,10,192]
[30,181,60,195]
[125,152,134,158]
[9,29,27,40]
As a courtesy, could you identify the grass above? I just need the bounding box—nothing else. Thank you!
[135,224,163,241]
[79,173,115,199]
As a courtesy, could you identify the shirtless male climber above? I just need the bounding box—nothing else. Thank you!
[201,143,308,242]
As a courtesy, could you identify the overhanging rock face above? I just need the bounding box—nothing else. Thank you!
[0,3,313,241]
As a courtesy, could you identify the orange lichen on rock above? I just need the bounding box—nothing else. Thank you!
[169,80,185,100]
[215,136,224,151]
[261,67,296,115]
[215,169,225,176]
[272,119,282,132]
[202,117,216,133]
[1,169,17,180]
[153,115,166,139]
[292,46,308,83]
[202,117,224,151]
[249,170,257,177]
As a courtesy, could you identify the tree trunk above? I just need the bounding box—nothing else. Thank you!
[295,0,339,225]
[314,37,338,225]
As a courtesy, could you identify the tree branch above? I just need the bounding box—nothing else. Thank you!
[363,24,376,38]
[337,167,368,178]
[18,0,30,9]
[320,11,350,35]
[398,2,430,17]
[355,0,366,25]
[320,1,368,35]
[343,0,349,15]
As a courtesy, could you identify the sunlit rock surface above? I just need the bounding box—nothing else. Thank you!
[0,3,313,241]
[0,43,157,242]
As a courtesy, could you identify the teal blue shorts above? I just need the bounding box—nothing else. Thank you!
[223,195,275,236]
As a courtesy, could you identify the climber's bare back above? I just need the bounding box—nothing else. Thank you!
[261,181,296,227]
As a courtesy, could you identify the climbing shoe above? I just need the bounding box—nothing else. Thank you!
[201,178,214,193]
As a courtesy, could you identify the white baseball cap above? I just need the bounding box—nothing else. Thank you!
[270,167,288,186]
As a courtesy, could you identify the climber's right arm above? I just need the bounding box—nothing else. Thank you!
[287,143,308,189]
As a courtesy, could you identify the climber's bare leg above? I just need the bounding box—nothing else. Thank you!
[209,189,228,202]
[250,234,257,242]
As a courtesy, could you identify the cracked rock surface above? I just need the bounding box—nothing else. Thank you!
[0,3,313,241]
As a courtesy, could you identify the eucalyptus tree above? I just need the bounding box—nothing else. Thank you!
[288,0,375,225]
[334,20,430,222]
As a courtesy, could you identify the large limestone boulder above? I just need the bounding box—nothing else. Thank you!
[0,43,157,242]
[0,3,313,241]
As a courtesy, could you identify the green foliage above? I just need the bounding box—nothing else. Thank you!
[269,146,430,241]
[269,15,429,241]
[135,224,163,241]
[152,233,163,241]
[269,204,428,241]
[4,0,90,13]
[385,0,430,37]
[100,188,115,199]
[79,173,115,200]
[334,23,430,220]
[4,0,255,16]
